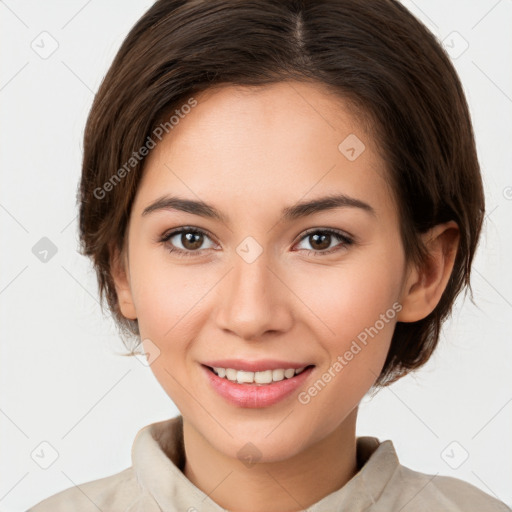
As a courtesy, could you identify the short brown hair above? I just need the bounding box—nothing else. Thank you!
[78,0,484,388]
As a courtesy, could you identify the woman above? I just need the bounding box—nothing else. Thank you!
[27,0,509,510]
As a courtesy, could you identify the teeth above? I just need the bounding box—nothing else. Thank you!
[212,366,308,384]
[284,368,295,379]
[237,370,255,384]
[272,369,284,382]
[225,368,237,381]
[254,370,272,384]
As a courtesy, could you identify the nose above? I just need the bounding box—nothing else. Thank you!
[214,251,293,341]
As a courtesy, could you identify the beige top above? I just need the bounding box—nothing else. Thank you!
[27,415,510,512]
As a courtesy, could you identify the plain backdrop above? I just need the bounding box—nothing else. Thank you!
[1,1,511,510]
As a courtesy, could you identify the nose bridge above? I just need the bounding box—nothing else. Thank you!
[214,245,291,340]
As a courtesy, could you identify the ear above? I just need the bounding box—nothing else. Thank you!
[109,242,137,320]
[397,221,459,322]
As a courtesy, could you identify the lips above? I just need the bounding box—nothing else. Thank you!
[202,363,315,408]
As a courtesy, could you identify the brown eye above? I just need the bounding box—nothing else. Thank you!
[180,231,204,250]
[296,229,354,256]
[161,227,216,256]
[308,232,332,251]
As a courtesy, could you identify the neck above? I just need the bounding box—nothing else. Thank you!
[182,409,359,512]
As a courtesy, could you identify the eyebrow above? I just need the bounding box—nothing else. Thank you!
[141,193,376,223]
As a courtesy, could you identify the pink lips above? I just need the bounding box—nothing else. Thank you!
[201,363,315,408]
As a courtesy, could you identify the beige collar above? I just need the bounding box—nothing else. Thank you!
[131,415,399,512]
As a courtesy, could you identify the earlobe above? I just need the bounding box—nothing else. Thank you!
[110,243,137,320]
[397,221,459,323]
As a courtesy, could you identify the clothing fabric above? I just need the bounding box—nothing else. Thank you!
[27,414,510,511]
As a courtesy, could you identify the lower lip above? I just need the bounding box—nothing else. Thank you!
[201,364,315,408]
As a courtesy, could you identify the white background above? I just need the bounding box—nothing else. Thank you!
[1,1,511,510]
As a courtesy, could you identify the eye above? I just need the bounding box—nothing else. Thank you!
[294,228,354,256]
[159,227,217,257]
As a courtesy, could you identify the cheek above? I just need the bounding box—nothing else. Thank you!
[298,258,401,328]
[127,246,203,346]
[130,253,209,407]
[292,253,402,372]
[134,282,205,350]
[291,269,400,419]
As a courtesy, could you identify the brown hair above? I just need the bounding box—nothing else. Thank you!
[78,0,484,388]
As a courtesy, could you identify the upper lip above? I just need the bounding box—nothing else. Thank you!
[201,359,314,372]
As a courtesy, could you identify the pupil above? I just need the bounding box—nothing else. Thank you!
[311,233,330,250]
[183,232,203,250]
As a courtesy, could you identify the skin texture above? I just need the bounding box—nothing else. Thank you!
[111,80,459,512]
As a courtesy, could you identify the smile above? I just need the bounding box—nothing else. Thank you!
[201,364,315,408]
[208,366,311,385]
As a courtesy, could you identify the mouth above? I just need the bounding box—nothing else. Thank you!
[202,364,315,386]
[201,363,316,408]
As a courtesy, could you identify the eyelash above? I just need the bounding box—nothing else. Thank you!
[159,226,354,258]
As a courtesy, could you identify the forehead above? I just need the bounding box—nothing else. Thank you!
[132,80,396,223]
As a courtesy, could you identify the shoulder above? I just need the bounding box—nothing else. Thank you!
[25,467,142,512]
[390,464,511,512]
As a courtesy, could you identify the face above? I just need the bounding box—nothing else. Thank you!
[114,80,410,462]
